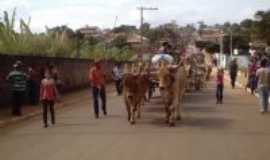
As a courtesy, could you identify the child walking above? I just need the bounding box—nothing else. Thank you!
[40,71,58,128]
[216,68,224,104]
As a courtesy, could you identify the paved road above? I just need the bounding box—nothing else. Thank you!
[1,80,270,160]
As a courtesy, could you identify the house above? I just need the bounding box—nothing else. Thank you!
[77,26,103,38]
[105,32,149,48]
[197,28,225,43]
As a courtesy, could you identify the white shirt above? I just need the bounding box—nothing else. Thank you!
[256,67,270,88]
[112,66,122,80]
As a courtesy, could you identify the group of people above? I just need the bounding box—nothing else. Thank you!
[6,61,59,128]
[215,56,270,114]
[7,48,270,128]
[215,58,238,105]
[5,59,123,128]
[246,56,270,113]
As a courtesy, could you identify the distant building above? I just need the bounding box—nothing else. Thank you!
[77,26,103,38]
[251,40,267,48]
[197,28,224,43]
[126,33,148,45]
[105,32,148,46]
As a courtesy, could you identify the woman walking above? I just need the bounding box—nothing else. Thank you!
[247,58,258,94]
[40,71,58,128]
[256,59,270,113]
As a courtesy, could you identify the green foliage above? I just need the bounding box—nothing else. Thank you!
[144,21,196,49]
[112,25,137,33]
[110,34,128,48]
[0,9,134,61]
[80,43,134,61]
[253,10,270,45]
[213,10,270,53]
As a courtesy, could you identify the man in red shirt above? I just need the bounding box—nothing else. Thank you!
[89,60,107,118]
[247,58,258,94]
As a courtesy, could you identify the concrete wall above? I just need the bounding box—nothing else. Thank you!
[0,54,115,107]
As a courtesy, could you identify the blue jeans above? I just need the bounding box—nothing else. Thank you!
[216,84,224,103]
[248,75,257,94]
[258,86,269,112]
[92,86,106,117]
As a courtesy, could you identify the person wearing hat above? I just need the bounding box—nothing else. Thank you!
[89,60,107,118]
[6,61,28,116]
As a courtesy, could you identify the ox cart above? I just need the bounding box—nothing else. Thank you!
[122,52,212,126]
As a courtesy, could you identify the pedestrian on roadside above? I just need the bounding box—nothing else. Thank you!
[229,58,238,89]
[40,70,57,128]
[256,59,270,113]
[112,63,123,95]
[89,60,107,118]
[27,65,39,105]
[216,68,224,104]
[213,57,218,67]
[247,58,258,94]
[6,61,27,116]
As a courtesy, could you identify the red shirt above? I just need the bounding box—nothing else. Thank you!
[40,78,57,101]
[217,73,224,85]
[28,68,38,81]
[89,66,105,87]
[249,63,258,76]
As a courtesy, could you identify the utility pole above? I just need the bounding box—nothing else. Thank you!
[113,16,118,28]
[217,30,225,67]
[137,7,158,44]
[219,35,224,66]
[230,28,233,58]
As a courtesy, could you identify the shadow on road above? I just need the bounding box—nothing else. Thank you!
[180,116,233,129]
[147,116,233,129]
[56,122,98,127]
[183,105,218,113]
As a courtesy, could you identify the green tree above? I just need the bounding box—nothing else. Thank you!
[141,22,151,35]
[112,25,137,33]
[110,34,128,48]
[253,10,270,45]
[47,25,75,38]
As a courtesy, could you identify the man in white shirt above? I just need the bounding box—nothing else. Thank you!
[256,59,270,113]
[112,63,123,95]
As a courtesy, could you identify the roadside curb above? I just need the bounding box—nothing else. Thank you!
[0,103,66,128]
[224,72,263,102]
[0,85,115,128]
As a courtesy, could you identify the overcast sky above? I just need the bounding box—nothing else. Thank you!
[0,0,270,32]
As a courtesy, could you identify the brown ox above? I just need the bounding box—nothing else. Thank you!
[123,72,150,124]
[158,61,188,126]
